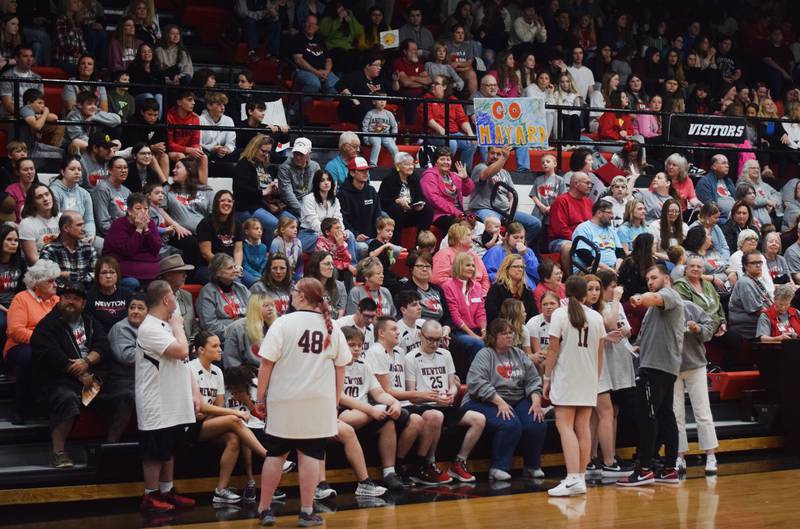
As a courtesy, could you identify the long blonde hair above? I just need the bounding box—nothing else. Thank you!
[499,298,526,345]
[244,293,275,347]
[240,134,274,164]
[496,254,525,297]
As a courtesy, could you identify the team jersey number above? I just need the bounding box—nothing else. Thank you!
[298,330,324,354]
[430,375,444,389]
[344,386,360,398]
[577,327,589,348]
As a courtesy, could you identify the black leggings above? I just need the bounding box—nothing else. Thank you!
[635,367,678,469]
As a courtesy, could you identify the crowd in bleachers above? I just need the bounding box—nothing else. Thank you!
[3,0,800,517]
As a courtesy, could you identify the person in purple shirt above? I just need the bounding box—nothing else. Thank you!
[102,193,161,286]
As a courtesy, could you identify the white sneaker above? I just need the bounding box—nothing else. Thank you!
[355,479,387,497]
[314,481,337,500]
[212,487,242,504]
[548,478,586,497]
[489,468,511,481]
[523,467,545,479]
[282,460,296,473]
[705,455,718,476]
[676,456,687,474]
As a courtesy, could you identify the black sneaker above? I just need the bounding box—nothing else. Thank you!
[585,458,602,476]
[406,462,441,486]
[272,488,287,501]
[259,508,276,526]
[601,461,634,478]
[382,472,406,491]
[297,512,324,527]
[616,468,655,487]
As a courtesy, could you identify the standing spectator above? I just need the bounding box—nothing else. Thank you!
[107,17,141,71]
[0,45,42,117]
[362,92,399,168]
[530,153,565,229]
[135,280,196,513]
[337,156,382,253]
[155,25,193,86]
[51,156,97,245]
[279,137,319,218]
[399,7,434,60]
[102,193,162,284]
[92,157,131,237]
[420,147,474,233]
[378,152,433,244]
[289,15,339,97]
[61,54,108,113]
[39,211,97,289]
[567,45,595,101]
[196,253,250,340]
[394,39,433,122]
[442,252,487,362]
[696,155,736,224]
[127,43,165,117]
[418,77,477,170]
[324,131,360,186]
[548,172,593,272]
[19,182,61,265]
[54,1,88,74]
[336,54,383,126]
[86,256,132,333]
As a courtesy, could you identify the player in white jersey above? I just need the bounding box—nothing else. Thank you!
[526,291,560,374]
[366,317,457,486]
[543,276,606,497]
[188,331,270,505]
[255,278,352,527]
[394,290,451,355]
[337,297,377,359]
[405,320,486,483]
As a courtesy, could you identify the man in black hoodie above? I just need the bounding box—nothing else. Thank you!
[120,98,169,176]
[31,282,133,469]
[337,156,383,258]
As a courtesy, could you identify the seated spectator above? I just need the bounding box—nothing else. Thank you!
[442,252,487,362]
[418,78,477,171]
[396,252,452,324]
[200,92,237,163]
[92,157,131,238]
[486,253,537,324]
[563,148,606,204]
[572,199,623,273]
[359,5,390,50]
[420,147,473,233]
[462,317,547,481]
[616,199,648,254]
[681,225,730,287]
[127,0,161,47]
[157,254,197,339]
[729,250,774,340]
[394,39,433,122]
[721,200,757,257]
[155,24,193,86]
[126,142,165,193]
[325,132,360,186]
[301,169,353,254]
[145,182,198,264]
[290,15,339,97]
[336,54,383,126]
[549,72,583,141]
[319,2,363,74]
[306,251,347,318]
[31,281,132,468]
[548,171,594,272]
[166,90,206,166]
[107,292,148,394]
[0,141,29,190]
[6,157,38,223]
[163,157,214,238]
[693,202,731,260]
[728,229,774,293]
[399,7,434,61]
[588,71,617,131]
[39,211,96,289]
[223,292,275,371]
[270,217,303,281]
[48,157,94,244]
[758,285,800,343]
[738,159,779,227]
[763,231,796,287]
[634,171,678,222]
[79,134,112,191]
[86,256,133,333]
[234,0,281,61]
[617,232,657,301]
[107,17,140,71]
[314,218,356,290]
[61,54,108,113]
[19,182,61,265]
[53,5,88,75]
[346,256,395,317]
[0,224,23,345]
[233,135,286,246]
[338,156,382,255]
[696,154,736,224]
[234,98,290,153]
[107,71,136,124]
[428,41,465,94]
[127,43,165,115]
[597,90,644,152]
[378,152,433,244]
[362,92,399,168]
[432,223,490,295]
[241,218,267,288]
[250,253,292,316]
[120,98,169,177]
[102,193,161,283]
[196,253,250,340]
[635,94,664,142]
[533,260,565,311]
[65,92,122,154]
[469,146,542,247]
[488,51,521,98]
[197,190,244,283]
[3,259,60,424]
[0,45,43,117]
[279,137,319,218]
[483,222,539,288]
[650,199,688,261]
[189,68,217,115]
[20,89,63,159]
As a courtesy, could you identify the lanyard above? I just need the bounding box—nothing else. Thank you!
[365,285,384,316]
[217,286,240,319]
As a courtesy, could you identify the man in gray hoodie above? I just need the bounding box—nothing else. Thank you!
[65,91,121,154]
[278,137,320,217]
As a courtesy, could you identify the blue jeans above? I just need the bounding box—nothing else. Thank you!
[83,27,108,67]
[452,330,485,365]
[294,70,340,98]
[462,399,548,472]
[430,134,477,172]
[242,16,282,55]
[474,208,542,247]
[478,146,530,171]
[236,209,296,246]
[366,136,400,166]
[242,268,261,287]
[299,228,358,262]
[24,26,52,66]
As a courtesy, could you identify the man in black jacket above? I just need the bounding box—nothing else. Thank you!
[337,156,384,258]
[31,282,133,469]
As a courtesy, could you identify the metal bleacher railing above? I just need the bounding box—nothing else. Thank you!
[3,76,799,165]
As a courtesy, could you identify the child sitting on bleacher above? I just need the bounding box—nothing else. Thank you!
[414,230,437,261]
[242,218,267,287]
[269,216,303,281]
[316,217,356,282]
[362,92,399,168]
[19,89,64,159]
[480,216,501,251]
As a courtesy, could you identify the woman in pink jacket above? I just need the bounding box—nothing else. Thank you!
[442,252,487,364]
[431,222,490,295]
[634,94,664,142]
[420,147,475,233]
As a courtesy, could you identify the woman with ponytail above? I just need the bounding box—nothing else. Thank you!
[542,275,606,497]
[255,278,352,527]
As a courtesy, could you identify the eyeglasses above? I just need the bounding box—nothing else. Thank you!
[422,334,443,344]
[509,264,525,269]
[291,286,300,293]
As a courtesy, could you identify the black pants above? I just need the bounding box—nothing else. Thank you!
[384,203,434,244]
[635,368,678,469]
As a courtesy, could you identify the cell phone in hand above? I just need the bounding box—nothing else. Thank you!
[412,201,426,209]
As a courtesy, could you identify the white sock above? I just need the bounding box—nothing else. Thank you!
[159,481,174,493]
[301,506,313,515]
[426,456,435,463]
[382,466,395,477]
[707,453,717,462]
[144,488,158,495]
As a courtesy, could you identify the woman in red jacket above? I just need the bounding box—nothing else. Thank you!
[417,76,478,171]
[442,252,487,364]
[597,90,643,153]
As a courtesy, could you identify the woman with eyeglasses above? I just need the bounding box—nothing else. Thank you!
[728,249,774,340]
[250,253,293,317]
[397,252,453,325]
[196,253,250,341]
[85,256,132,333]
[482,222,539,290]
[126,142,166,193]
[461,318,547,482]
[486,254,537,325]
[305,251,346,318]
[727,229,774,295]
[378,152,433,245]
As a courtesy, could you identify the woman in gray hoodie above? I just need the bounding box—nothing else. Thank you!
[196,253,250,341]
[51,156,98,244]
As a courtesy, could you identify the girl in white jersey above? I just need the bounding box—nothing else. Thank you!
[526,291,560,374]
[543,275,606,497]
[255,278,351,527]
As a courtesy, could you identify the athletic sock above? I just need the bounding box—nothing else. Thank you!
[159,481,174,493]
[145,488,158,495]
[300,506,313,515]
[382,466,395,477]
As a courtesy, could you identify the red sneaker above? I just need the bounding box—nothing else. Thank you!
[655,468,680,484]
[448,460,476,482]
[430,462,453,484]
[141,492,175,513]
[157,488,196,509]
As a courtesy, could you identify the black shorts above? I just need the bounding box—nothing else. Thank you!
[139,423,194,462]
[351,407,411,437]
[406,405,465,427]
[262,434,329,460]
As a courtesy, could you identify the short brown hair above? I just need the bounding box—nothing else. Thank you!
[205,91,229,106]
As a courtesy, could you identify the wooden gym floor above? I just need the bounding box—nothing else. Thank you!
[3,451,800,529]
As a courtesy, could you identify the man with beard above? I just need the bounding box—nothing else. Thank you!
[570,198,622,273]
[30,281,133,468]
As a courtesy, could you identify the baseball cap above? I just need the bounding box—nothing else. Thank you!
[60,281,87,298]
[292,137,312,155]
[348,156,369,171]
[89,131,113,149]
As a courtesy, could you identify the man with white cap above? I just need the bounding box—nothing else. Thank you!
[278,137,320,217]
[338,156,383,257]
